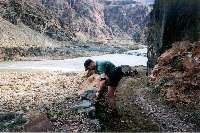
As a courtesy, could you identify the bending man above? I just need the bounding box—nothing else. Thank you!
[84,59,124,112]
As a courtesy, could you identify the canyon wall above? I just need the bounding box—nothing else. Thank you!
[147,0,200,73]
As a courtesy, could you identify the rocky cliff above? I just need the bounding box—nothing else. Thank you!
[147,0,200,126]
[147,0,200,73]
[1,0,147,61]
[40,0,151,42]
[104,0,150,42]
[0,0,75,41]
[1,0,150,43]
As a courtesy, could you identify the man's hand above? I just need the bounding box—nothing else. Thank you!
[96,91,100,97]
[148,74,156,81]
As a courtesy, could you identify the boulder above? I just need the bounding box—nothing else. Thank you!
[0,112,27,131]
[24,114,52,132]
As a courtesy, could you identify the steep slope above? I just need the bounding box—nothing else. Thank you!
[0,0,151,60]
[0,17,74,61]
[32,0,150,43]
[1,0,150,43]
[103,0,150,42]
[0,17,63,48]
[0,0,75,41]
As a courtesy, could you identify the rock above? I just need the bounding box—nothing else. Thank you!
[73,100,93,110]
[7,0,150,42]
[163,87,179,103]
[151,41,200,107]
[47,95,100,132]
[80,89,97,101]
[147,0,200,73]
[0,72,82,114]
[2,0,75,41]
[79,74,99,95]
[90,119,101,131]
[121,65,139,77]
[0,112,16,122]
[157,49,175,66]
[103,1,150,42]
[0,112,27,132]
[72,99,96,119]
[24,114,52,132]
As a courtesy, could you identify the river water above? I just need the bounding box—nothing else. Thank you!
[0,48,147,72]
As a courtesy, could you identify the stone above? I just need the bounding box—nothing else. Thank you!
[80,89,97,101]
[71,99,96,119]
[148,0,200,73]
[24,114,52,132]
[79,74,99,92]
[0,112,27,132]
[2,0,75,41]
[164,87,179,103]
[157,49,175,66]
[73,100,93,110]
[151,41,200,107]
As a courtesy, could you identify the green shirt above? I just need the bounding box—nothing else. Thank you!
[96,61,116,78]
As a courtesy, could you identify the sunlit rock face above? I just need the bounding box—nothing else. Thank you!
[147,0,200,73]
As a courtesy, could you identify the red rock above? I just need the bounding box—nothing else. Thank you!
[152,41,200,107]
[164,86,178,103]
[182,57,194,72]
[157,48,175,66]
[172,41,191,54]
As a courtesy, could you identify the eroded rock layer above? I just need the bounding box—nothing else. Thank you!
[147,0,200,73]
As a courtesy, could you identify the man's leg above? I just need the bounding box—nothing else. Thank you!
[107,67,123,111]
[108,86,116,111]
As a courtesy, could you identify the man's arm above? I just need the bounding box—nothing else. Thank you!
[98,79,106,92]
[96,73,108,98]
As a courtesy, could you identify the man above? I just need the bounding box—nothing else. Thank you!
[84,59,124,112]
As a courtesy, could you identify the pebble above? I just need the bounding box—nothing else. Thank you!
[0,72,82,114]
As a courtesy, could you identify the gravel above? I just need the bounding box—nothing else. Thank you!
[0,72,83,114]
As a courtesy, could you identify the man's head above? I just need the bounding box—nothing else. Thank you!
[84,59,96,71]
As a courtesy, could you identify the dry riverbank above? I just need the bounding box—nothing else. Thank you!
[0,72,82,114]
[0,71,102,132]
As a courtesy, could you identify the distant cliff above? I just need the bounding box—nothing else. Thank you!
[0,0,151,43]
[40,0,151,42]
[0,0,75,41]
[104,0,150,43]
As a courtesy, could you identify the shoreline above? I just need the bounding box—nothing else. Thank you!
[0,42,145,62]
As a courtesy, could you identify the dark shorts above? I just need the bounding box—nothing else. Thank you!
[107,66,123,87]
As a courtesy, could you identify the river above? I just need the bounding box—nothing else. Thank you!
[0,48,147,72]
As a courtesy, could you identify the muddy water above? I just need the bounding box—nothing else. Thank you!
[0,48,147,72]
